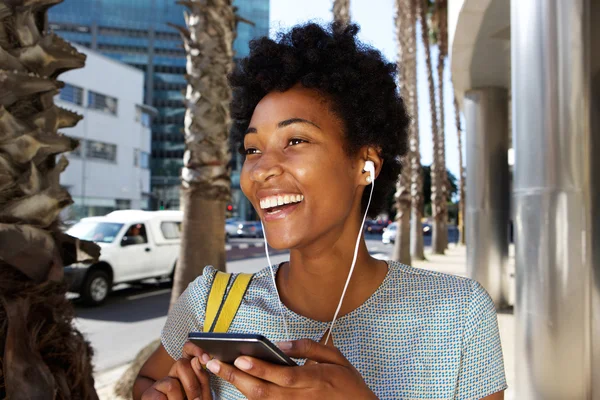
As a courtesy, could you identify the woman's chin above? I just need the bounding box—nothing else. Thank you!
[263,231,299,250]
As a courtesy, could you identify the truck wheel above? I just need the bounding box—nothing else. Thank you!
[81,270,111,306]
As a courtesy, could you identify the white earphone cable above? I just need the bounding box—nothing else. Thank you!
[261,222,290,341]
[323,178,374,346]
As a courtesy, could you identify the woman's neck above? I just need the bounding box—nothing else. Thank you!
[276,238,388,322]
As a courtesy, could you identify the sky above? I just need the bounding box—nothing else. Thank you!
[269,0,463,178]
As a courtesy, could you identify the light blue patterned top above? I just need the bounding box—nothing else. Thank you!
[162,260,507,399]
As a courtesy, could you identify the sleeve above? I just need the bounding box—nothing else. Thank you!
[160,266,217,360]
[455,281,508,399]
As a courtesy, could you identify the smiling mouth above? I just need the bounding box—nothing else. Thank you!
[260,194,304,214]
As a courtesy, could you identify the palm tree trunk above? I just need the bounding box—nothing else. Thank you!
[454,96,466,245]
[418,0,444,254]
[391,0,413,265]
[114,3,237,397]
[436,0,449,249]
[0,1,100,398]
[406,0,425,260]
[332,0,351,26]
[170,0,236,306]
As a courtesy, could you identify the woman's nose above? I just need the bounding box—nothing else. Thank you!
[251,155,284,183]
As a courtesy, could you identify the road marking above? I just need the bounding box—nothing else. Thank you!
[126,288,171,301]
[238,243,249,249]
[255,243,263,247]
[225,245,232,251]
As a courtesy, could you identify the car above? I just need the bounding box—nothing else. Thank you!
[225,219,264,239]
[364,220,386,234]
[382,222,398,244]
[64,210,182,306]
[225,218,241,240]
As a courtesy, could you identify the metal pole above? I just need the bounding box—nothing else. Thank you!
[512,0,595,397]
[463,87,509,308]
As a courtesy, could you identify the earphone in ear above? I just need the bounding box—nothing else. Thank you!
[364,160,375,183]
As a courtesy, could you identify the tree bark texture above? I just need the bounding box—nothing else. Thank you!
[332,0,351,26]
[0,0,101,398]
[405,0,425,260]
[435,0,449,249]
[454,96,466,245]
[170,0,236,306]
[418,0,444,254]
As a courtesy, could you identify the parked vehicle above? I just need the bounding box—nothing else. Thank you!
[225,218,240,240]
[382,222,398,244]
[226,220,264,239]
[64,210,183,306]
[364,219,387,234]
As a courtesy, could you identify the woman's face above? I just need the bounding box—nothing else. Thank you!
[240,85,364,250]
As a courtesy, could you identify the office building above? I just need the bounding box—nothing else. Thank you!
[49,0,270,216]
[57,44,154,220]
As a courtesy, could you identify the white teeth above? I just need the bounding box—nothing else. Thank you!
[259,194,304,210]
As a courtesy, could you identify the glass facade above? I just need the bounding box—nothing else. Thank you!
[49,0,269,213]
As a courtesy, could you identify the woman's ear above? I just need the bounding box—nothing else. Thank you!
[359,147,383,183]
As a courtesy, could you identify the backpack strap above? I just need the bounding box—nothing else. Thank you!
[204,271,254,333]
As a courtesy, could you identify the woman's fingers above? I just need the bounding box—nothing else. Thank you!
[167,357,206,399]
[206,359,274,399]
[232,356,318,388]
[149,377,185,400]
[182,341,206,360]
[277,339,352,367]
[191,356,213,399]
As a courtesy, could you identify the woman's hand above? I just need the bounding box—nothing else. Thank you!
[203,339,377,400]
[142,341,212,400]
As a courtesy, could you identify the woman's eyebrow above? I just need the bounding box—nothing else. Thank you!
[277,118,321,130]
[245,118,321,135]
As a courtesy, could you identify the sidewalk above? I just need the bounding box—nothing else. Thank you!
[95,245,515,399]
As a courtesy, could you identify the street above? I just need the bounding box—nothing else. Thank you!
[73,236,394,373]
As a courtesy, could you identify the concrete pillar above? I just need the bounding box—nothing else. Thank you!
[463,87,509,307]
[512,0,598,398]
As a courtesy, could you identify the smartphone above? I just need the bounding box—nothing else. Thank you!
[187,332,297,367]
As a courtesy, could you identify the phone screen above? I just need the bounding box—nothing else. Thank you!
[187,332,297,367]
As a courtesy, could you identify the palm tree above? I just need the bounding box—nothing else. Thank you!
[0,0,100,398]
[391,0,415,265]
[115,2,242,397]
[432,0,449,249]
[418,0,444,254]
[332,0,351,26]
[454,96,466,245]
[406,0,425,260]
[169,0,238,305]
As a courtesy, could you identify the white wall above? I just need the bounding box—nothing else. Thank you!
[57,44,151,216]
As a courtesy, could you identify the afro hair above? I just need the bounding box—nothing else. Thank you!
[229,22,410,218]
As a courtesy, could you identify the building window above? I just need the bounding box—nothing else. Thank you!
[115,199,131,210]
[88,91,118,115]
[134,149,150,169]
[136,107,152,128]
[59,83,84,106]
[141,151,150,169]
[87,140,117,162]
[160,221,181,239]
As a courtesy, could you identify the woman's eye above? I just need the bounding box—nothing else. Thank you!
[244,148,260,155]
[288,138,307,146]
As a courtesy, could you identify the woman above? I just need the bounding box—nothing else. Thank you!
[134,23,506,399]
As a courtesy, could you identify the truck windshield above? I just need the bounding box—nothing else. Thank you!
[67,221,124,243]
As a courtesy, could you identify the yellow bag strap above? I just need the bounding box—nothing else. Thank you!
[204,271,253,333]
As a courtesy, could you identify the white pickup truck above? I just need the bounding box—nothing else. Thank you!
[64,210,183,306]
